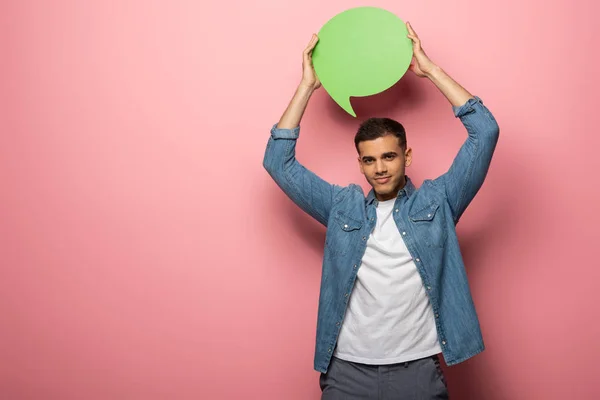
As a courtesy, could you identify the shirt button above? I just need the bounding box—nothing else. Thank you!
[402,232,406,235]
[428,214,432,218]
[416,258,420,262]
[328,348,332,352]
[344,224,348,229]
[442,341,446,345]
[362,236,366,241]
[395,209,399,213]
[435,313,439,318]
[353,265,357,269]
[336,322,340,326]
[344,293,349,297]
[427,286,431,290]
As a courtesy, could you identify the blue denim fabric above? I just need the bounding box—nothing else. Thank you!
[263,96,499,373]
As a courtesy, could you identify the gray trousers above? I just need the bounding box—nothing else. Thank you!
[320,355,449,400]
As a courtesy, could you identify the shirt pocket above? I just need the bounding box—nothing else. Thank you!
[409,202,447,248]
[325,211,363,256]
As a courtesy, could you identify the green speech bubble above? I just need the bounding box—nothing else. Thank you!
[312,7,413,117]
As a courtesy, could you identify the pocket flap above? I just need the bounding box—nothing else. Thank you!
[409,203,440,222]
[334,211,362,231]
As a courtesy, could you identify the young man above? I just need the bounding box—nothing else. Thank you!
[263,22,499,399]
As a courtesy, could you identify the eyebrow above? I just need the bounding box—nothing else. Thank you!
[361,152,398,162]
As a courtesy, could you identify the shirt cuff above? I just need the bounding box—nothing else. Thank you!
[270,123,300,139]
[452,96,483,118]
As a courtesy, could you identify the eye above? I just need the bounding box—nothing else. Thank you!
[385,154,396,160]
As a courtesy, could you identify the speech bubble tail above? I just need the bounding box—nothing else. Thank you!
[334,96,356,117]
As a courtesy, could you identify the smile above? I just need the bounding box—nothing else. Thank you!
[374,176,391,184]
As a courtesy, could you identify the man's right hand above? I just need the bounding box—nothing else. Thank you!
[300,34,321,91]
[276,34,321,129]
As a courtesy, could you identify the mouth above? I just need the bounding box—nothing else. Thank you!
[374,176,391,184]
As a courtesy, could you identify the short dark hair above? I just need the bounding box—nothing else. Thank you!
[354,117,406,153]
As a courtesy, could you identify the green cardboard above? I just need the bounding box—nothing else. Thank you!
[312,7,413,117]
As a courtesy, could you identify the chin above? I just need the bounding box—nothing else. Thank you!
[372,180,400,197]
[374,186,392,195]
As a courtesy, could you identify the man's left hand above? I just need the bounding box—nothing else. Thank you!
[406,22,438,78]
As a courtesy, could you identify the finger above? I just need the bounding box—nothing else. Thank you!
[304,34,319,53]
[303,44,314,62]
[406,21,417,36]
[303,51,311,65]
[407,35,421,49]
[408,23,422,45]
[410,37,421,48]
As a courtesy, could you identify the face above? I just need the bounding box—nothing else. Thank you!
[357,135,412,201]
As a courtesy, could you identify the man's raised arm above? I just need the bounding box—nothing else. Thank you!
[263,35,344,227]
[406,22,500,223]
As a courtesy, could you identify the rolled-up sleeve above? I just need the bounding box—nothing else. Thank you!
[263,124,343,226]
[436,97,500,223]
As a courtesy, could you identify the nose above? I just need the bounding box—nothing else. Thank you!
[375,160,387,174]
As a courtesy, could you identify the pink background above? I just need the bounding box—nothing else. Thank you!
[1,0,599,399]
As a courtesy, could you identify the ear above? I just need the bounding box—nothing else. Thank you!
[357,157,365,174]
[404,147,413,167]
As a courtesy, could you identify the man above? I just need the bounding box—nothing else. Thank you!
[263,22,499,399]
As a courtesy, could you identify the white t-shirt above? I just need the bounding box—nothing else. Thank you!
[334,198,442,364]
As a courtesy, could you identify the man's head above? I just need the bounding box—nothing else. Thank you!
[355,118,413,201]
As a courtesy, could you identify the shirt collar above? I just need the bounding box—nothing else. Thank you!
[365,176,416,206]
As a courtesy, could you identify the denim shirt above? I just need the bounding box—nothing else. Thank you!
[263,96,499,373]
